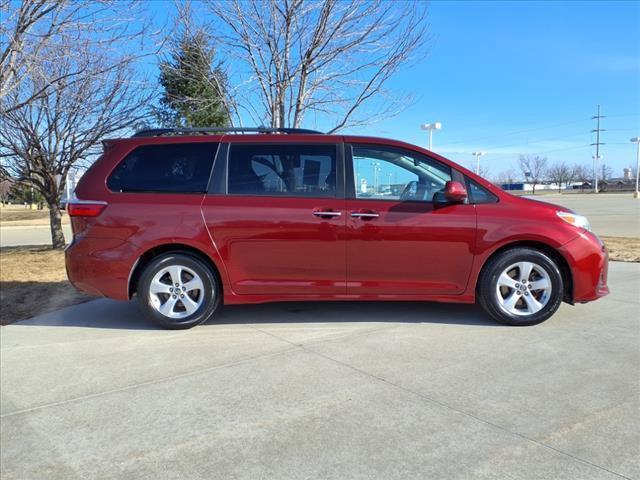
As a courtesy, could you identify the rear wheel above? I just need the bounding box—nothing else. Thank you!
[478,248,563,326]
[137,253,220,329]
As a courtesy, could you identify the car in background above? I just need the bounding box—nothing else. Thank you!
[65,127,608,329]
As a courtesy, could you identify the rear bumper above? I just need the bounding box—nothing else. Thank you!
[558,231,609,303]
[65,236,137,301]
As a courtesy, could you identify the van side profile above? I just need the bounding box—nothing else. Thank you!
[65,128,609,329]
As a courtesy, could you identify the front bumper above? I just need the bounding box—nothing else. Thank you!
[558,231,609,303]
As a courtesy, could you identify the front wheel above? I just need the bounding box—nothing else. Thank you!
[137,253,220,329]
[478,248,563,326]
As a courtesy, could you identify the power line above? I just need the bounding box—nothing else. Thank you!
[444,111,638,150]
[482,131,588,151]
[442,131,590,156]
[443,117,592,146]
[604,113,640,119]
[485,143,591,161]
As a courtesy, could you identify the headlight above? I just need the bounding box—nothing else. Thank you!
[556,211,591,231]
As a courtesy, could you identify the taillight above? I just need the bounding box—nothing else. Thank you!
[67,194,107,217]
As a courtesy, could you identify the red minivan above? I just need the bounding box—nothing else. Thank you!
[65,127,609,329]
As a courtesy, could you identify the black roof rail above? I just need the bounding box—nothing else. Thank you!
[131,127,324,138]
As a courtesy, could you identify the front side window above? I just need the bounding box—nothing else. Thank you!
[107,143,218,193]
[227,144,337,197]
[351,145,451,202]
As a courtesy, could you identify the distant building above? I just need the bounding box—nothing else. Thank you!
[499,182,562,192]
[598,177,635,192]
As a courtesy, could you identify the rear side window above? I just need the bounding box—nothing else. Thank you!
[227,144,337,197]
[108,143,218,193]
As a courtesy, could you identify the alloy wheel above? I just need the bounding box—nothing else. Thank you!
[495,261,552,316]
[148,265,207,319]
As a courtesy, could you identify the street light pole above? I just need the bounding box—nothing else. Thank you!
[472,151,485,175]
[631,137,640,199]
[420,122,442,151]
[371,161,380,194]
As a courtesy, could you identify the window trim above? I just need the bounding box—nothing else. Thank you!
[345,143,453,203]
[207,142,228,195]
[107,142,220,195]
[217,142,345,200]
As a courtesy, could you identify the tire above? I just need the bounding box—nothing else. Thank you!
[137,253,221,329]
[478,248,563,326]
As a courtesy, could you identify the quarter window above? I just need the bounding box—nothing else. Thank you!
[227,144,337,197]
[107,143,218,193]
[467,179,498,204]
[351,145,451,202]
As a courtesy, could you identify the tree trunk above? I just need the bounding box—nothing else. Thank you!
[48,200,66,249]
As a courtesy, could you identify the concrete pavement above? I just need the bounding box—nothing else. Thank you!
[1,262,639,479]
[0,224,72,247]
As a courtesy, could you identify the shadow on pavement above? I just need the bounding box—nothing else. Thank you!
[215,301,500,327]
[8,297,503,330]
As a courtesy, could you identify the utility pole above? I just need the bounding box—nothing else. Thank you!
[631,137,640,199]
[591,105,605,193]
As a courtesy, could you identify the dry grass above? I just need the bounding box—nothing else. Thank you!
[0,206,69,227]
[0,246,92,325]
[602,236,640,263]
[0,209,49,222]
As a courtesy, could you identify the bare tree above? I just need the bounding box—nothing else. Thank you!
[600,163,613,181]
[477,163,490,179]
[0,6,153,249]
[547,161,573,193]
[203,0,428,131]
[570,164,590,190]
[0,0,150,114]
[518,155,547,194]
[494,169,517,186]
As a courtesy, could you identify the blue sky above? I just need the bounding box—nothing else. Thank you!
[369,1,640,177]
[145,1,640,178]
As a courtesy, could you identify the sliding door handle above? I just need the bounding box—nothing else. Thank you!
[351,211,379,219]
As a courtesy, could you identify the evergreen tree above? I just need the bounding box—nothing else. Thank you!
[157,30,229,128]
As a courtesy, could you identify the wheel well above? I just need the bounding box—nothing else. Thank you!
[128,243,222,299]
[476,241,574,303]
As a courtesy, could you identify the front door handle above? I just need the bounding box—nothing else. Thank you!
[351,210,379,219]
[313,209,342,219]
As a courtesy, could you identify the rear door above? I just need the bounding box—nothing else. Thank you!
[345,143,477,295]
[201,138,346,295]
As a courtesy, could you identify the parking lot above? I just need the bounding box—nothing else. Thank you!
[1,261,638,479]
[524,193,640,238]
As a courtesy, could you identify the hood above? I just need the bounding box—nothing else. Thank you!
[512,195,575,214]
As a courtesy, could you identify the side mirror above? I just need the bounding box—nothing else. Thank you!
[444,181,467,203]
[433,181,467,206]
